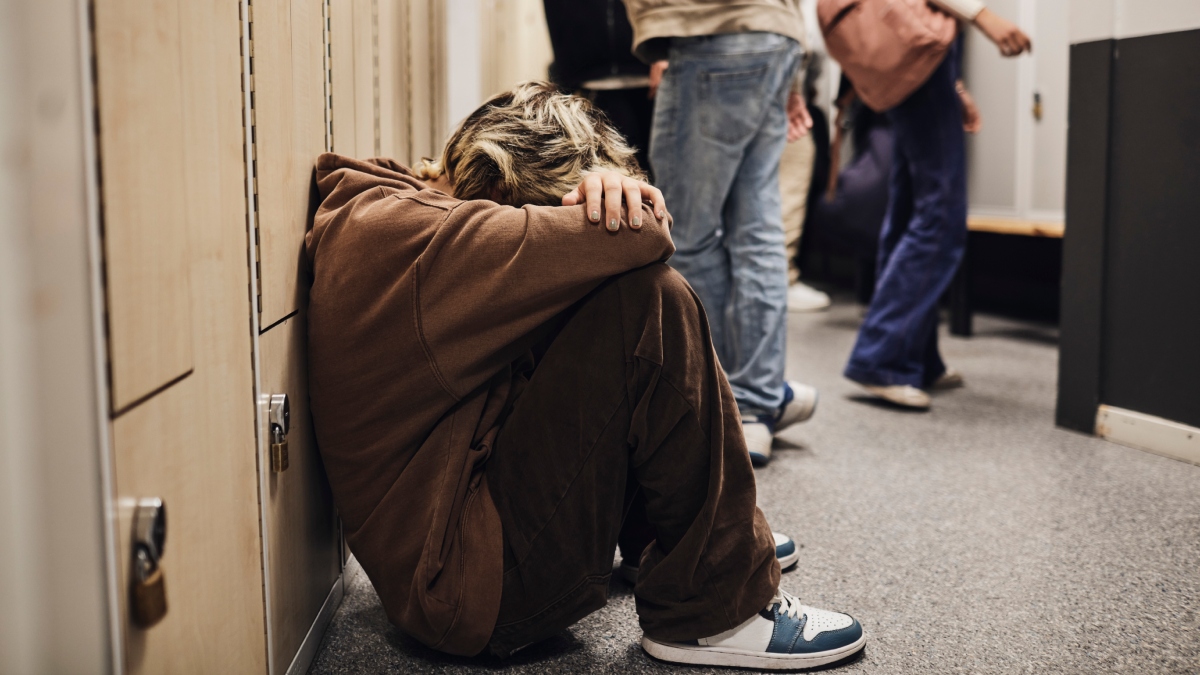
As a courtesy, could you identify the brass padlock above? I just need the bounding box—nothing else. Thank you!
[132,547,167,628]
[271,425,289,472]
[268,393,290,473]
[131,498,167,628]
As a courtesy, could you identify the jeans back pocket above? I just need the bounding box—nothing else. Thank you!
[698,63,772,145]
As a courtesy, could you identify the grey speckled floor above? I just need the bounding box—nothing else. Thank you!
[309,298,1200,674]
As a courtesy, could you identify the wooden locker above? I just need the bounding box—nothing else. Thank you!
[93,0,194,413]
[96,0,267,670]
[247,2,345,673]
[378,0,411,164]
[330,0,379,158]
[407,0,447,161]
[257,314,342,675]
[249,0,329,328]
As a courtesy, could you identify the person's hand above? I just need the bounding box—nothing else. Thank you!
[974,8,1032,57]
[561,171,668,232]
[648,60,669,99]
[957,81,982,133]
[786,91,814,142]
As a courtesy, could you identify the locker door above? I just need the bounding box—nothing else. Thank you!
[378,0,411,164]
[330,0,379,158]
[94,0,194,412]
[245,2,343,673]
[1030,0,1068,218]
[93,0,268,671]
[407,0,448,161]
[965,0,1068,223]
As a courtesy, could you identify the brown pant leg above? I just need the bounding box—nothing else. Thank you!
[484,264,778,657]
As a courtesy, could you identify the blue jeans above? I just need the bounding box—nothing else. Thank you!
[844,47,966,388]
[650,32,801,416]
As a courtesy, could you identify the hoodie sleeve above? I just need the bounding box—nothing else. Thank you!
[415,195,675,399]
[931,0,984,21]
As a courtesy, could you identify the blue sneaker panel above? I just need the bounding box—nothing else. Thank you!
[765,606,805,654]
[789,619,864,654]
[774,538,796,559]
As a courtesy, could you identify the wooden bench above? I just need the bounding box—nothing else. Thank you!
[949,216,1064,336]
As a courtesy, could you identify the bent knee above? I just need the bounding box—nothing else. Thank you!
[618,263,698,308]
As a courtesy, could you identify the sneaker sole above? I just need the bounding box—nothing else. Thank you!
[777,548,800,571]
[642,633,866,670]
[860,384,930,409]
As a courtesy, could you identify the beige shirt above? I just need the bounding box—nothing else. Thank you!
[932,0,985,21]
[623,0,806,62]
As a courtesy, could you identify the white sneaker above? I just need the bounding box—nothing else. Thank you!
[744,382,819,466]
[742,418,774,466]
[642,589,865,670]
[787,282,832,312]
[621,532,800,584]
[860,383,931,409]
[930,368,964,390]
[776,381,818,431]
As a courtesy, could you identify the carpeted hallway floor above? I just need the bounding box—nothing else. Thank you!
[309,299,1200,674]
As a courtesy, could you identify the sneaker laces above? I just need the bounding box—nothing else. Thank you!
[770,589,804,620]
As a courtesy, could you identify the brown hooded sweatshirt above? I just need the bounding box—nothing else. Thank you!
[304,154,674,656]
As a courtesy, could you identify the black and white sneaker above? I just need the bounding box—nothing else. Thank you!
[620,532,800,584]
[642,590,865,670]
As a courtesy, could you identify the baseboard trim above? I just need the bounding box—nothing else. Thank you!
[284,574,344,675]
[1096,405,1200,466]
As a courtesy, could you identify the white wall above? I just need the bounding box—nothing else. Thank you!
[1070,0,1200,43]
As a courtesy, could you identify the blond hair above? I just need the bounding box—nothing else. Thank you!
[416,82,645,206]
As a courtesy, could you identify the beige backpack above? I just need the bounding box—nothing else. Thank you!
[818,0,958,111]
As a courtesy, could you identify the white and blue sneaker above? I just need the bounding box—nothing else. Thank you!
[620,532,799,584]
[642,590,865,670]
[744,382,819,466]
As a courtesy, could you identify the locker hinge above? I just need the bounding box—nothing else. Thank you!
[323,0,333,154]
[242,0,262,315]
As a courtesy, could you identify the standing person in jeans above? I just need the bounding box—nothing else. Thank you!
[625,0,819,466]
[843,1,1030,409]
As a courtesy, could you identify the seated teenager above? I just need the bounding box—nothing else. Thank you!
[305,82,866,670]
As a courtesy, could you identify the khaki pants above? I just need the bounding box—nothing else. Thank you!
[779,133,816,284]
[484,264,779,656]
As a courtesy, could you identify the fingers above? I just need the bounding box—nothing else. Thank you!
[799,101,814,130]
[564,170,669,231]
[639,182,666,222]
[582,173,603,224]
[560,185,582,206]
[622,177,644,229]
[1000,28,1032,56]
[603,173,624,231]
[787,118,803,142]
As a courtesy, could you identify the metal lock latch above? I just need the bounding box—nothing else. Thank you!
[269,393,290,472]
[131,497,167,628]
